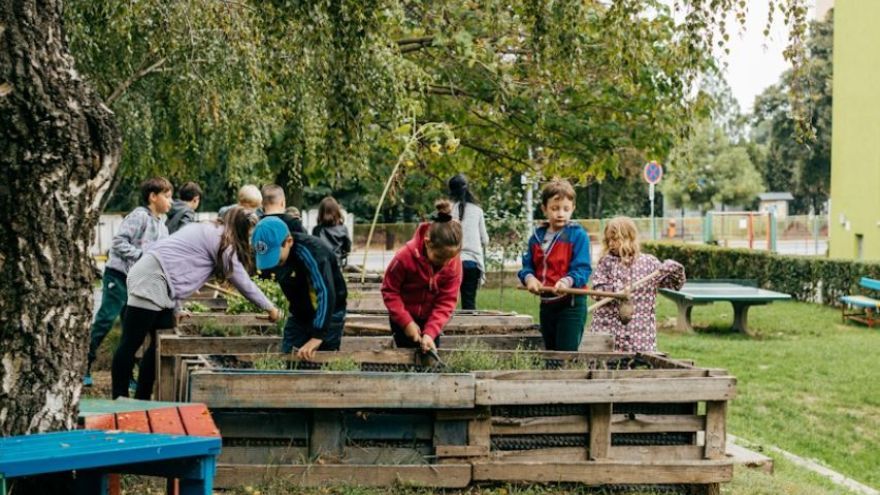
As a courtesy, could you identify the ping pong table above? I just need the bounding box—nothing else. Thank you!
[660,280,791,333]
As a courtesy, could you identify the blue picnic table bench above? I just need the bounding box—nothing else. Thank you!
[660,279,791,333]
[0,430,220,495]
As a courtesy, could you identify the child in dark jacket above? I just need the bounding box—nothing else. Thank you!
[381,200,463,353]
[312,196,352,268]
[518,180,592,351]
[252,216,348,360]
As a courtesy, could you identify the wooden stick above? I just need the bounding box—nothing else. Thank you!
[204,282,238,298]
[587,269,663,313]
[516,286,628,299]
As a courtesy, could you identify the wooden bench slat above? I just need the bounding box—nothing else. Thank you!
[115,410,150,432]
[147,407,187,435]
[178,404,221,437]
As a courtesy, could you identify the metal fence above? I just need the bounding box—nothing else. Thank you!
[92,212,830,259]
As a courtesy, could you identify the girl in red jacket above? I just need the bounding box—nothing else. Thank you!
[381,200,463,352]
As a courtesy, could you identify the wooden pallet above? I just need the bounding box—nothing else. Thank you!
[179,349,734,493]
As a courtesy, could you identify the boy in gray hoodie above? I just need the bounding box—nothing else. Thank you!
[84,177,173,386]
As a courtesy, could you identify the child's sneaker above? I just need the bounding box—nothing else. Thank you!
[83,374,93,387]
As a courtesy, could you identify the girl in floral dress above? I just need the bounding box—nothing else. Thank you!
[589,217,686,352]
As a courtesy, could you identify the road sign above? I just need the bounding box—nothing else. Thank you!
[643,161,663,184]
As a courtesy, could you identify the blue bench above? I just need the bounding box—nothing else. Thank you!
[840,277,880,328]
[0,430,220,495]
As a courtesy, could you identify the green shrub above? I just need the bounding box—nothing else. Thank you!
[643,241,880,305]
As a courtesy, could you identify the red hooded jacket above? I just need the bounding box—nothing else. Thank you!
[381,223,463,339]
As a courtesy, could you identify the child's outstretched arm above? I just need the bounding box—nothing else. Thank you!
[657,259,686,290]
[381,255,415,330]
[422,260,463,340]
[517,236,537,285]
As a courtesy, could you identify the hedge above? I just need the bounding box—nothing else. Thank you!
[642,242,880,306]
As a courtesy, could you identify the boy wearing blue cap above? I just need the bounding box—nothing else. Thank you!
[252,216,348,360]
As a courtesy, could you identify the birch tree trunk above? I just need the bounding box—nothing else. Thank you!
[0,0,120,435]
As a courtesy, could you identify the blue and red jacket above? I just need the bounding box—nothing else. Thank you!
[518,222,592,301]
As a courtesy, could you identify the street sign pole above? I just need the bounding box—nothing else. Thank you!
[643,161,663,241]
[649,183,656,240]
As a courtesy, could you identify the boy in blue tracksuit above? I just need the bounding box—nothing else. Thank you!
[519,179,592,351]
[252,217,348,360]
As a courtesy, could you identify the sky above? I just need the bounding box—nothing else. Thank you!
[715,0,825,114]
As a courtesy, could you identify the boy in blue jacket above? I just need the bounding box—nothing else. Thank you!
[519,179,592,351]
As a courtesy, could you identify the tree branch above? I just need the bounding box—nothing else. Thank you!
[106,57,167,106]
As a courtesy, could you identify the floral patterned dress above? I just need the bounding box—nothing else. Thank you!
[588,254,686,352]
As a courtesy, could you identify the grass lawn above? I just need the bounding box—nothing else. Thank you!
[476,287,880,494]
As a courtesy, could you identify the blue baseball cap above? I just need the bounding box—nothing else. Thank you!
[252,217,290,270]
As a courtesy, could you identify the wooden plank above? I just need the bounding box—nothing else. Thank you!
[178,404,221,437]
[704,401,727,459]
[611,414,705,433]
[472,460,734,484]
[212,410,309,439]
[476,370,591,380]
[342,447,430,465]
[610,445,704,461]
[214,464,472,488]
[310,411,344,462]
[436,445,490,458]
[489,446,587,462]
[589,403,611,460]
[189,371,475,409]
[591,369,710,379]
[146,407,186,435]
[468,407,491,448]
[156,355,176,402]
[491,415,588,435]
[433,419,469,449]
[82,414,116,430]
[580,333,614,352]
[476,377,737,405]
[219,445,309,464]
[344,412,433,441]
[115,410,150,432]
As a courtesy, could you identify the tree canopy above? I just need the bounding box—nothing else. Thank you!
[62,0,813,217]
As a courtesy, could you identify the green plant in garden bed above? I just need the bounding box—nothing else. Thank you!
[225,274,287,315]
[252,354,286,371]
[184,301,210,313]
[198,322,246,337]
[320,356,360,372]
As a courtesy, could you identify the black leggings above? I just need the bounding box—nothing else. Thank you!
[111,305,175,399]
[460,266,481,310]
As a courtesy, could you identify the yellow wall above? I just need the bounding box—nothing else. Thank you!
[829,0,880,260]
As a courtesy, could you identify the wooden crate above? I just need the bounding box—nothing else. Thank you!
[180,349,734,493]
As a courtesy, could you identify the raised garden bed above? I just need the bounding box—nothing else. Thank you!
[155,333,616,401]
[178,311,538,337]
[176,348,735,493]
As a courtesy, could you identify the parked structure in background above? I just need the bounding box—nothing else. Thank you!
[758,192,794,220]
[830,1,879,261]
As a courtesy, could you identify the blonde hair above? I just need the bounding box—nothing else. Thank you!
[601,216,641,265]
[237,184,262,210]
